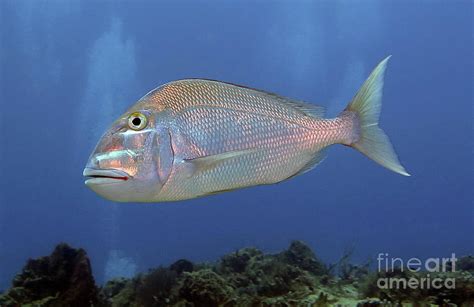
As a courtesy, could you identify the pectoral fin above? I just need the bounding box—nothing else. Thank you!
[183,148,258,177]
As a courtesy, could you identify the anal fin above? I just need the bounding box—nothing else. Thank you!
[286,149,326,180]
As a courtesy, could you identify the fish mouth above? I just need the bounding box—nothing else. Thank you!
[83,168,130,185]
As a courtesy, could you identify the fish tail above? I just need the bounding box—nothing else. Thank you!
[342,56,410,176]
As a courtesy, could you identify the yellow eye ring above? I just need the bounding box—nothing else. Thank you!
[128,112,148,131]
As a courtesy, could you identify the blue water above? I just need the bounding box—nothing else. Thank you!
[0,1,472,288]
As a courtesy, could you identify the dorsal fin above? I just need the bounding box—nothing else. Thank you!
[176,79,326,119]
[274,98,325,118]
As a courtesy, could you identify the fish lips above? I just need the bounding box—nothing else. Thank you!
[83,168,131,186]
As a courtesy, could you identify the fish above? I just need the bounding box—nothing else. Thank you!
[83,56,410,202]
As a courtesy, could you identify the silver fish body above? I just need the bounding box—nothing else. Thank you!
[84,57,409,203]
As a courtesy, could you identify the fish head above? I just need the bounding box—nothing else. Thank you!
[83,107,169,202]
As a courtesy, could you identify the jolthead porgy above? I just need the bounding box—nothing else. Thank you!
[84,56,409,202]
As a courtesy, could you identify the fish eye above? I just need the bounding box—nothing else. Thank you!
[128,112,148,131]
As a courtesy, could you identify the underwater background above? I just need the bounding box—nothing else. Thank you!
[0,0,472,292]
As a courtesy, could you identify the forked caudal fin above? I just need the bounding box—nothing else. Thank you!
[344,56,410,176]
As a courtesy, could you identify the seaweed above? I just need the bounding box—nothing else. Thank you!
[136,267,178,306]
[179,269,234,306]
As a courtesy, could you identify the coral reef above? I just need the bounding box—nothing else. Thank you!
[0,243,98,306]
[0,242,472,306]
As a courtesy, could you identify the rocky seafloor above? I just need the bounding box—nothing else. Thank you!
[0,242,472,306]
